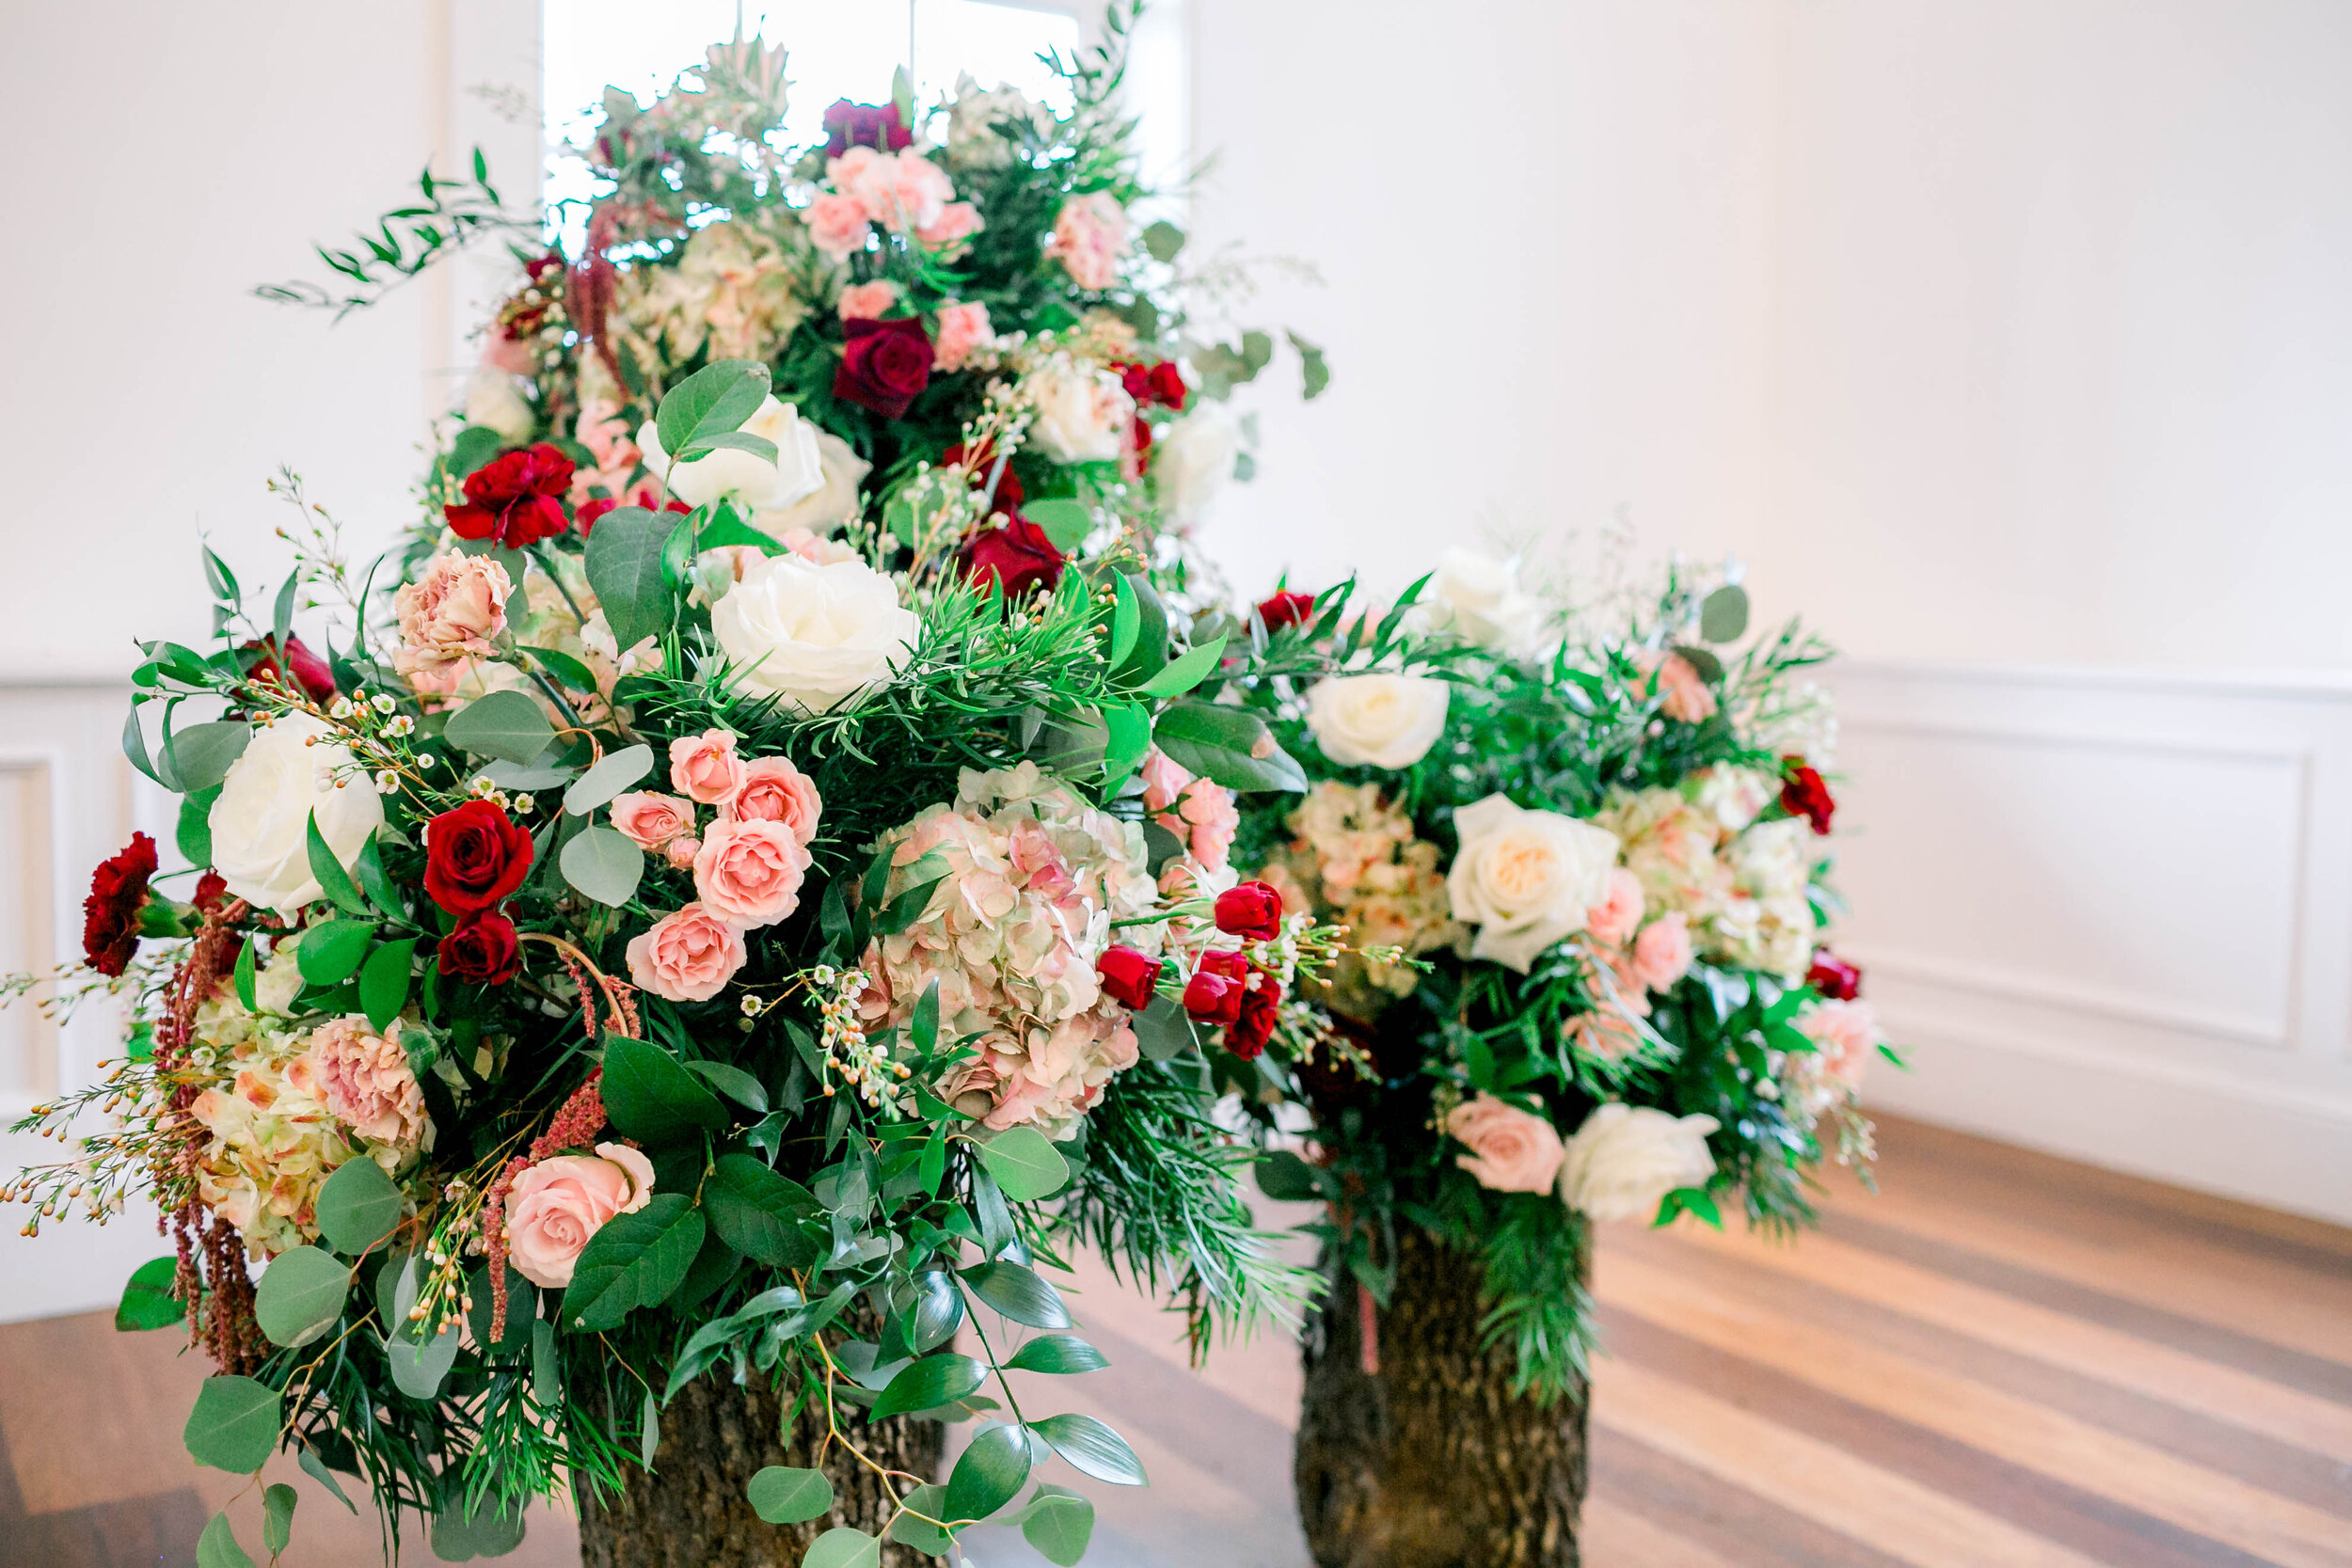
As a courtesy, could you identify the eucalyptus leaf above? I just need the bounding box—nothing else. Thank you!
[316,1156,405,1256]
[167,721,250,793]
[746,1465,834,1525]
[116,1256,185,1332]
[442,689,555,766]
[183,1375,279,1473]
[802,1528,882,1568]
[196,1513,256,1568]
[561,744,655,816]
[976,1127,1069,1202]
[254,1245,350,1348]
[262,1482,298,1555]
[561,824,644,908]
[1025,498,1093,552]
[1020,1486,1096,1565]
[386,1321,460,1399]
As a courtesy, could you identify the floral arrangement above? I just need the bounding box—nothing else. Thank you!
[5,21,1359,1568]
[1215,550,1895,1399]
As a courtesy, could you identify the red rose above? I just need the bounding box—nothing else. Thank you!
[1183,949,1251,1027]
[942,440,1025,516]
[1781,757,1836,835]
[239,634,338,705]
[444,444,575,548]
[1229,972,1283,1060]
[834,316,934,420]
[822,99,912,155]
[577,491,688,536]
[957,516,1066,599]
[1096,945,1164,1010]
[1255,591,1315,633]
[422,800,535,915]
[1214,881,1284,942]
[438,911,521,986]
[1806,950,1863,1002]
[82,832,158,977]
[1113,360,1188,411]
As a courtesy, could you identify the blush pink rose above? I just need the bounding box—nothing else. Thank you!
[669,730,746,805]
[838,279,899,322]
[915,200,981,253]
[1585,867,1646,947]
[294,1017,430,1148]
[665,837,702,871]
[728,757,823,845]
[1446,1093,1565,1194]
[626,902,748,1003]
[393,554,512,686]
[932,302,993,372]
[1046,191,1129,291]
[503,1142,657,1288]
[805,191,871,262]
[1632,912,1694,991]
[884,153,953,232]
[1155,777,1238,873]
[693,816,812,927]
[1648,652,1719,723]
[609,791,694,851]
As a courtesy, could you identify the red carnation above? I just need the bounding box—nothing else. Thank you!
[577,491,689,536]
[1183,949,1251,1027]
[1096,945,1163,1010]
[422,800,535,916]
[1781,757,1836,835]
[1229,971,1283,1060]
[944,441,1025,516]
[822,99,913,155]
[240,635,337,705]
[445,444,575,548]
[1214,881,1284,942]
[82,832,159,976]
[1806,950,1863,1002]
[957,517,1066,599]
[834,315,934,420]
[1255,591,1315,633]
[439,911,521,986]
[193,870,229,911]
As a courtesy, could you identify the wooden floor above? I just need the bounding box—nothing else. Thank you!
[4,1114,2348,1567]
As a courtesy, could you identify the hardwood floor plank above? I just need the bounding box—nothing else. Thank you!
[1598,1251,2352,1568]
[1595,1358,2114,1568]
[1590,1424,1922,1568]
[1580,1492,1768,1568]
[0,1486,207,1568]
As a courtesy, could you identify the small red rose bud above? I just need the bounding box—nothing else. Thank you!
[1805,949,1863,1001]
[1214,881,1284,942]
[1096,944,1164,1010]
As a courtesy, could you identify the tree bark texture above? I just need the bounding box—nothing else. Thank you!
[1295,1227,1588,1568]
[576,1374,943,1568]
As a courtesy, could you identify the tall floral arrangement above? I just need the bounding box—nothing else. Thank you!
[7,21,1357,1568]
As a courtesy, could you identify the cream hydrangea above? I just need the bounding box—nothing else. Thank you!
[1259,781,1465,1018]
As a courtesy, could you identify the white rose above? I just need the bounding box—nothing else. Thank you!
[1305,673,1450,769]
[1693,766,1775,832]
[1027,362,1133,464]
[207,714,384,917]
[1423,549,1544,655]
[638,394,826,512]
[463,366,535,444]
[1558,1103,1720,1223]
[1152,404,1241,527]
[710,553,919,712]
[1446,793,1619,971]
[755,430,870,537]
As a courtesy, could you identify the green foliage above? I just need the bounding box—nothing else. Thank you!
[315,1157,405,1256]
[183,1375,280,1473]
[562,1195,705,1331]
[747,1465,834,1524]
[254,1246,351,1348]
[116,1257,185,1332]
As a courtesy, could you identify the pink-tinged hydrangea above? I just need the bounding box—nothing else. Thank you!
[1046,191,1129,291]
[1786,998,1883,1119]
[859,763,1158,1136]
[185,1035,369,1257]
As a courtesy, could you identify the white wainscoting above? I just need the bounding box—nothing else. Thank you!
[1830,660,2352,1226]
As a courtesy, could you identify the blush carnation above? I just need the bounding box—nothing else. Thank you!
[932,302,994,372]
[82,832,158,977]
[804,192,871,262]
[393,554,513,692]
[1585,867,1646,947]
[837,278,899,321]
[296,1017,431,1148]
[1046,191,1129,291]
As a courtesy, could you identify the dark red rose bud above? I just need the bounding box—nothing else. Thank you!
[422,800,535,916]
[1214,881,1284,942]
[1096,944,1164,1010]
[957,516,1066,599]
[1805,950,1863,1002]
[445,443,575,548]
[438,911,521,986]
[822,98,913,155]
[1255,591,1316,633]
[1148,361,1187,409]
[834,315,934,420]
[1183,949,1250,1026]
[241,635,337,705]
[1780,756,1836,835]
[82,832,159,976]
[1229,972,1283,1060]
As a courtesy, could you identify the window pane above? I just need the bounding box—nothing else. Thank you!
[913,0,1080,113]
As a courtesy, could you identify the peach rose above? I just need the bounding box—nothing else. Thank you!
[728,756,823,846]
[669,730,746,805]
[1446,1093,1566,1194]
[626,902,748,1003]
[1585,867,1646,947]
[294,1016,431,1148]
[1648,652,1719,723]
[692,816,812,927]
[838,278,899,322]
[1632,912,1693,991]
[805,191,870,262]
[609,791,694,851]
[503,1143,657,1289]
[393,554,512,683]
[933,301,993,372]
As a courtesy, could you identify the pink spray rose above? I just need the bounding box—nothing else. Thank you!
[1632,912,1694,991]
[393,554,512,688]
[915,200,982,253]
[1585,867,1646,947]
[627,902,749,1003]
[294,1017,431,1148]
[1155,777,1238,873]
[932,302,994,372]
[1046,191,1129,291]
[1796,999,1882,1098]
[669,730,747,805]
[665,837,702,871]
[609,791,695,852]
[503,1143,657,1288]
[1446,1093,1566,1194]
[804,192,871,262]
[837,279,900,321]
[693,816,812,927]
[1647,652,1719,723]
[1137,747,1196,813]
[728,756,823,846]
